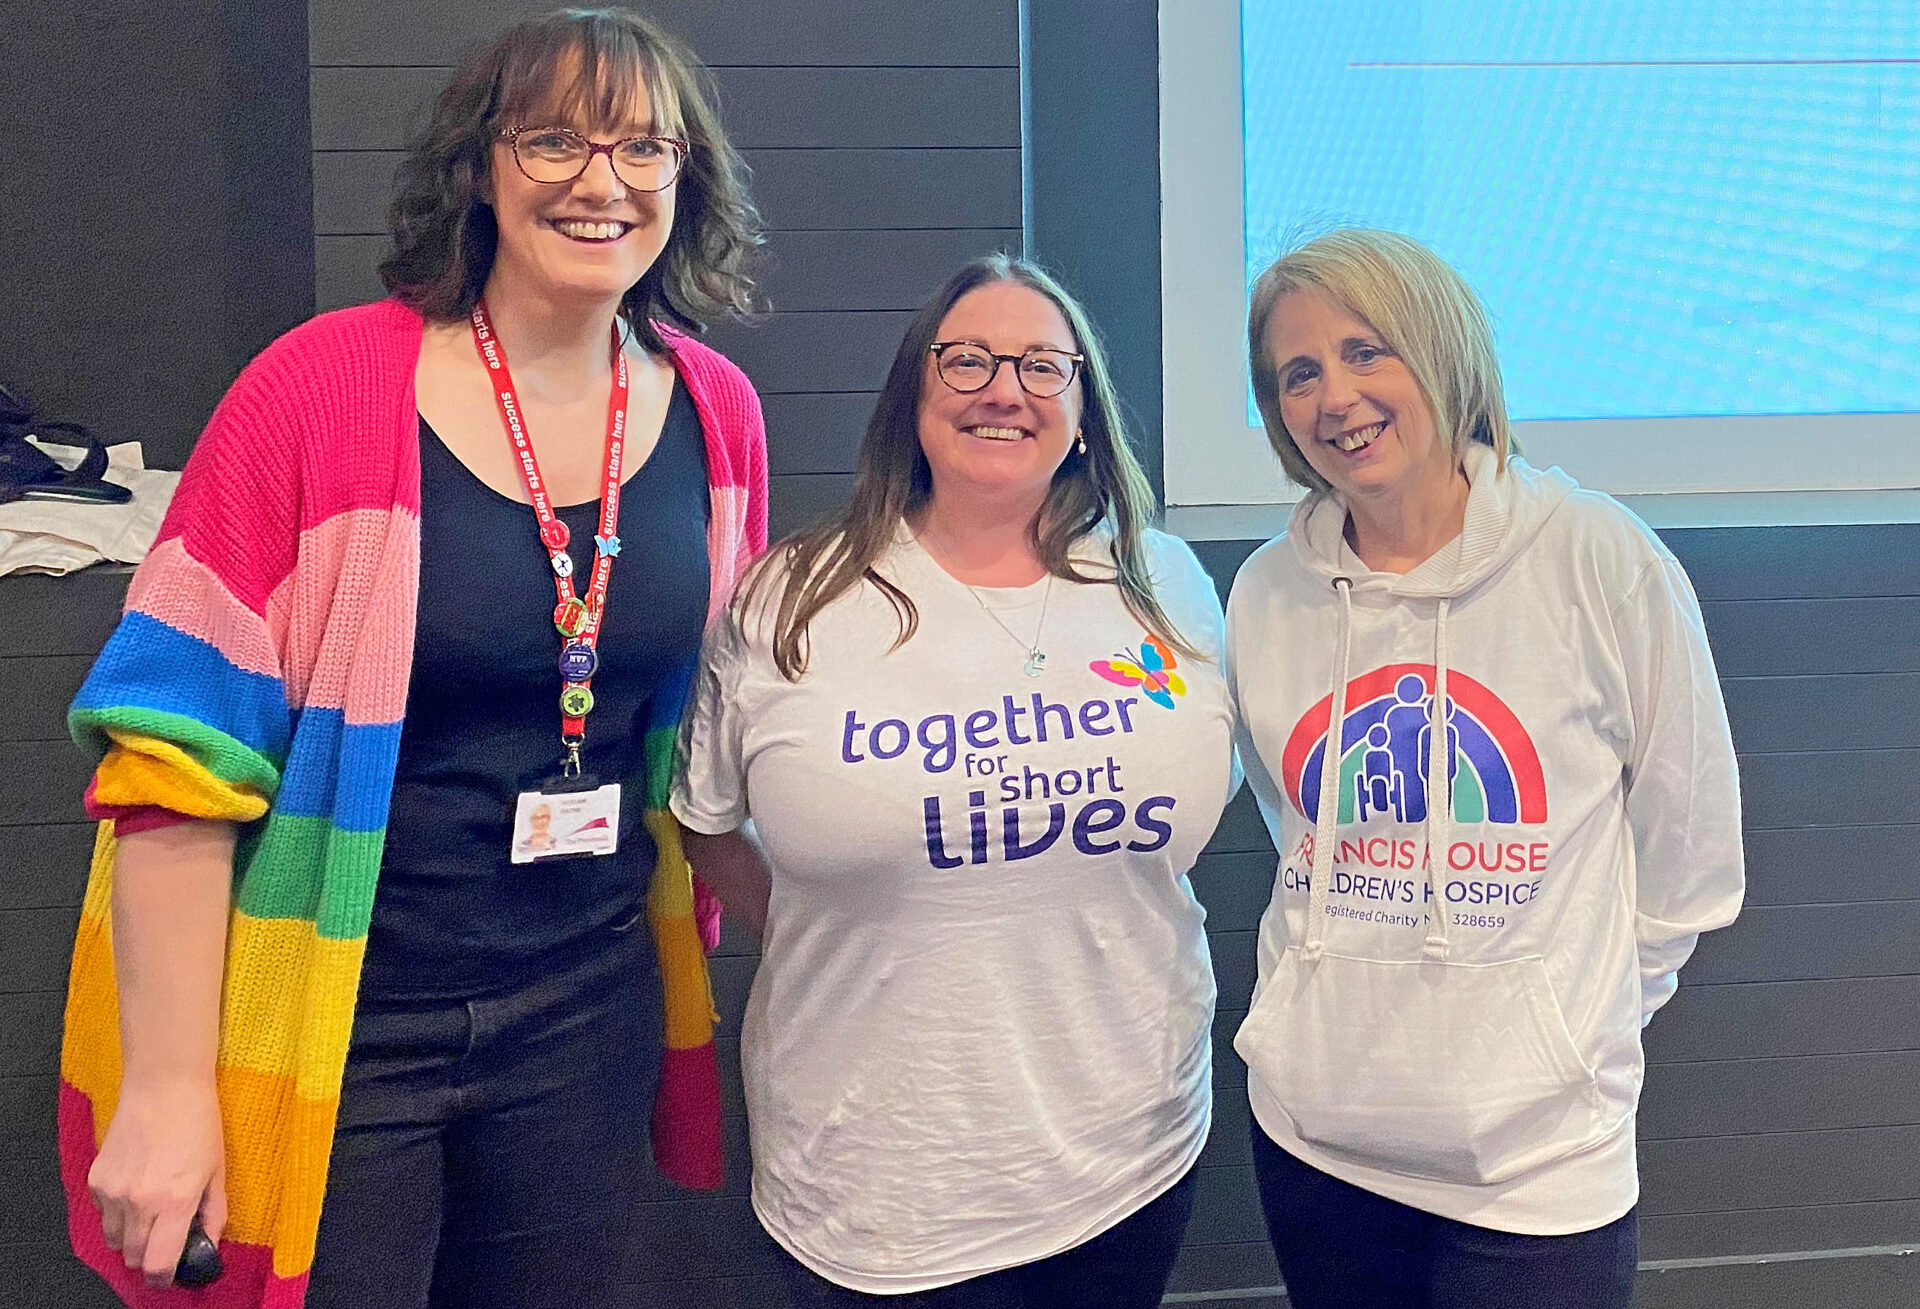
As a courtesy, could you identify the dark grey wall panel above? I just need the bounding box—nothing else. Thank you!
[1702,598,1920,676]
[0,826,93,912]
[767,474,858,540]
[310,0,1020,69]
[1188,1166,1267,1246]
[1640,1124,1920,1214]
[1664,524,1920,600]
[0,992,62,1074]
[1638,1051,1920,1140]
[1722,674,1920,753]
[1738,749,1920,830]
[1642,1199,1920,1260]
[705,312,913,395]
[1637,1255,1920,1309]
[1169,1239,1280,1296]
[0,744,92,832]
[762,393,873,475]
[0,656,89,744]
[0,909,77,993]
[314,233,389,313]
[1685,903,1920,984]
[314,148,1020,235]
[765,229,1021,312]
[1744,825,1920,906]
[0,1076,59,1158]
[1188,852,1277,933]
[0,572,130,659]
[745,149,1020,232]
[1647,976,1920,1063]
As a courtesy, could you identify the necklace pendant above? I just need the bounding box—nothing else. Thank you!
[1024,650,1047,677]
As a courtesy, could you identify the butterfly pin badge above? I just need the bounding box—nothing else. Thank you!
[1091,635,1186,709]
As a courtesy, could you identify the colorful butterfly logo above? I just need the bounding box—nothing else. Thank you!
[1091,635,1186,709]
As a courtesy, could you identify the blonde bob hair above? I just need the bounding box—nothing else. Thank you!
[1247,228,1515,496]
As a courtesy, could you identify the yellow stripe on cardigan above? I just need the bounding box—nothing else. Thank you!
[61,826,124,1140]
[644,809,719,1049]
[95,731,270,822]
[215,1063,337,1275]
[218,912,365,1100]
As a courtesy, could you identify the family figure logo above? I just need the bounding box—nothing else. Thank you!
[1279,665,1547,826]
[1091,634,1185,709]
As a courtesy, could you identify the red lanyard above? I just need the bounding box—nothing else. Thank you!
[470,300,630,774]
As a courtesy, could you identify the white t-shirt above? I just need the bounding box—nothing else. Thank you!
[673,525,1235,1293]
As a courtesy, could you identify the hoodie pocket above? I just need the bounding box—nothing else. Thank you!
[1234,949,1604,1186]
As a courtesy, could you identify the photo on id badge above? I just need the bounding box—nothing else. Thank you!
[512,782,622,863]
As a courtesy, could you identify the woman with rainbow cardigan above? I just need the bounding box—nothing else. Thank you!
[61,11,767,1307]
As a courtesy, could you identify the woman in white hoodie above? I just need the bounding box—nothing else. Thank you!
[1226,229,1744,1308]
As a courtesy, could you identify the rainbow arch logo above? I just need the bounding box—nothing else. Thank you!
[1280,664,1548,826]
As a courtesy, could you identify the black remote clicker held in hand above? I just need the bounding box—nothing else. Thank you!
[174,1218,224,1288]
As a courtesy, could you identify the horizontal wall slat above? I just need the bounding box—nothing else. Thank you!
[1202,790,1273,857]
[0,656,90,744]
[763,392,874,476]
[767,473,856,540]
[0,573,129,658]
[1702,597,1920,677]
[1635,1254,1920,1309]
[1169,1237,1280,1295]
[707,311,913,394]
[1638,1050,1920,1141]
[1679,903,1920,985]
[1744,825,1920,907]
[0,1241,119,1309]
[1724,674,1920,753]
[314,148,1021,235]
[0,744,91,830]
[764,229,1020,312]
[310,0,1021,70]
[1739,749,1920,830]
[0,993,62,1078]
[1640,1198,1920,1261]
[1190,851,1277,934]
[0,909,78,994]
[1,1075,61,1162]
[1664,525,1920,602]
[1639,1124,1920,1215]
[1187,1164,1267,1246]
[1648,976,1920,1063]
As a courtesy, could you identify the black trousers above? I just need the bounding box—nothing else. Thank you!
[1252,1125,1638,1309]
[776,1166,1199,1309]
[304,922,662,1309]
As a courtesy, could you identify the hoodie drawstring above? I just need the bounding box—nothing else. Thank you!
[1300,576,1353,962]
[1300,580,1454,964]
[1423,597,1454,961]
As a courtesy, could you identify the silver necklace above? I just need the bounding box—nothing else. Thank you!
[970,573,1053,676]
[920,532,1054,675]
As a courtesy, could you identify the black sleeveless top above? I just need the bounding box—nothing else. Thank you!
[359,380,710,1003]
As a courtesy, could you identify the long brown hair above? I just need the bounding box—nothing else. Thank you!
[752,254,1193,680]
[379,7,763,353]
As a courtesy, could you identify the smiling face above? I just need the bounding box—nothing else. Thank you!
[484,71,677,310]
[1264,287,1459,509]
[915,281,1083,512]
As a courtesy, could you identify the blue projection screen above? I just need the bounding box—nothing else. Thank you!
[1243,0,1920,423]
[1159,1,1920,518]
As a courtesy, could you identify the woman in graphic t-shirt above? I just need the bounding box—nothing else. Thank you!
[1227,229,1745,1307]
[674,255,1237,1307]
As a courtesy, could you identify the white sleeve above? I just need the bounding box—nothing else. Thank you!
[1614,555,1745,1024]
[670,609,754,835]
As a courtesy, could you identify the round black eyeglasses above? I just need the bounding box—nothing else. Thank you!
[499,126,689,192]
[929,342,1084,398]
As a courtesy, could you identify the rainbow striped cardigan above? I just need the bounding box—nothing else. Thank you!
[61,299,767,1308]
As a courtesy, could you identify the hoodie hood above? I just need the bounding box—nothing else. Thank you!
[1287,445,1579,599]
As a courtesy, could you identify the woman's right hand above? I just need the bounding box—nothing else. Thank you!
[88,1075,227,1289]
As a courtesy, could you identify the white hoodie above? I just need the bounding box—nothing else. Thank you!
[1226,446,1744,1234]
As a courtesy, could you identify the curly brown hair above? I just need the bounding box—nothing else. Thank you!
[379,7,763,353]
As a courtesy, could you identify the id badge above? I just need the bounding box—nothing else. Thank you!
[511,780,621,863]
